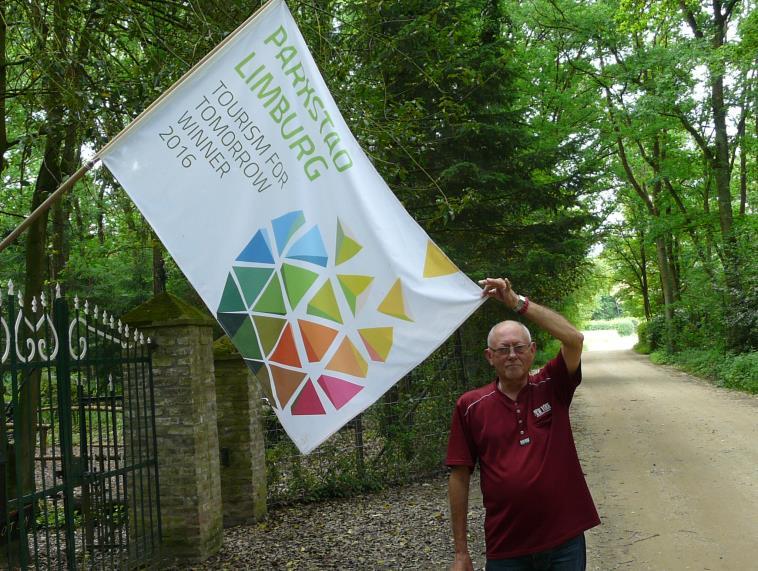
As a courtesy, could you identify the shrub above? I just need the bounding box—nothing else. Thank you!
[584,318,638,337]
[634,321,651,354]
[648,349,757,394]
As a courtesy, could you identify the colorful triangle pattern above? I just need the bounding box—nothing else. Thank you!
[337,275,374,315]
[358,327,394,362]
[291,379,326,415]
[307,280,343,324]
[234,266,273,308]
[217,274,246,313]
[217,312,248,338]
[272,210,305,254]
[286,226,328,267]
[270,365,306,408]
[335,220,362,265]
[218,211,421,420]
[326,337,368,378]
[232,317,263,360]
[423,240,459,278]
[269,322,301,368]
[253,315,287,356]
[377,279,413,321]
[298,320,339,362]
[281,264,319,309]
[318,375,363,410]
[245,359,274,403]
[236,229,274,263]
[253,273,287,315]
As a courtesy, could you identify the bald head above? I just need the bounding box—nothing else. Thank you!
[487,320,531,348]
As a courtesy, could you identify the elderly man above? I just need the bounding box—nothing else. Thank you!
[447,277,599,571]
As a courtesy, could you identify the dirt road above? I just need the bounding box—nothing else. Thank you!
[576,349,758,570]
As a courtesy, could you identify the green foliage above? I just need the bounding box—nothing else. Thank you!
[584,318,638,337]
[634,321,652,354]
[650,349,758,394]
[591,295,624,320]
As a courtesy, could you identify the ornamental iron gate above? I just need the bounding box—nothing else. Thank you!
[0,283,161,569]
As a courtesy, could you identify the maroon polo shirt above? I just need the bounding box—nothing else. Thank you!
[446,351,600,559]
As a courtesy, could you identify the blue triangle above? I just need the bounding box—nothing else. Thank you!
[272,211,305,254]
[285,226,328,267]
[237,229,274,264]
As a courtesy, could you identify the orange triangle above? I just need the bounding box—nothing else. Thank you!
[298,320,339,362]
[270,365,306,408]
[269,323,301,368]
[326,337,368,378]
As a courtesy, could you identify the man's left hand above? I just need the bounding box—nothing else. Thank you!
[479,277,518,310]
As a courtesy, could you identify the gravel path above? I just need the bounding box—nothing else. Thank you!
[174,474,487,570]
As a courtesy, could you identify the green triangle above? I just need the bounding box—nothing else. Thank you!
[281,264,319,309]
[253,273,287,315]
[246,360,274,403]
[232,317,263,360]
[217,273,247,313]
[307,280,343,324]
[336,222,362,265]
[253,315,287,355]
[337,275,374,315]
[234,267,274,308]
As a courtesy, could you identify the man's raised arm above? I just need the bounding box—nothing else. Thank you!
[479,277,584,375]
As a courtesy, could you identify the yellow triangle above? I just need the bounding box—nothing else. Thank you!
[377,279,413,322]
[423,240,459,278]
[359,327,394,362]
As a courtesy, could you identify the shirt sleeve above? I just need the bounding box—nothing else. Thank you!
[541,350,582,406]
[445,398,477,468]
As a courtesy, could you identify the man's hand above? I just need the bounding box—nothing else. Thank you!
[450,552,474,571]
[478,277,519,309]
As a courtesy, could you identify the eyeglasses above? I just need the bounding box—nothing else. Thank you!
[488,344,530,356]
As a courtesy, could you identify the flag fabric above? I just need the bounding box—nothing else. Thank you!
[102,0,484,453]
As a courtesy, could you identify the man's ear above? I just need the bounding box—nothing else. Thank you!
[484,348,493,364]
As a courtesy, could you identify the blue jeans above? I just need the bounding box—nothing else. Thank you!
[486,533,586,571]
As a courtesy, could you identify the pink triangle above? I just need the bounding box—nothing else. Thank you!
[291,379,326,415]
[317,375,364,410]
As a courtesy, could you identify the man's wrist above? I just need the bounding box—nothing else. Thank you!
[512,294,529,314]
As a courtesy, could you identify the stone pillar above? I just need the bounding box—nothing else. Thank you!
[123,293,222,563]
[213,337,267,527]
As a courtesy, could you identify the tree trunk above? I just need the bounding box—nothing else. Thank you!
[152,233,167,295]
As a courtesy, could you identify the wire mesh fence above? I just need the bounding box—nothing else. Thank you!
[262,308,498,505]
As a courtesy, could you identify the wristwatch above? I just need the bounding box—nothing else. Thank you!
[513,295,526,313]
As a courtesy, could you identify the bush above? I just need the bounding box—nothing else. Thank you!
[634,321,651,354]
[649,349,758,394]
[584,318,638,337]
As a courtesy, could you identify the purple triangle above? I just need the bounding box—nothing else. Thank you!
[317,375,363,410]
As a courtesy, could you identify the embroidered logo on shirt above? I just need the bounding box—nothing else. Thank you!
[533,402,552,418]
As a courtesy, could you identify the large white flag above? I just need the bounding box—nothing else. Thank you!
[102,0,484,453]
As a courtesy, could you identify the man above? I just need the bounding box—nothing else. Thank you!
[447,277,599,571]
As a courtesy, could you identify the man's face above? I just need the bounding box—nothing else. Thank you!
[485,323,536,383]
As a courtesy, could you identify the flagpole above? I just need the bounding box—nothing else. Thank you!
[0,0,281,255]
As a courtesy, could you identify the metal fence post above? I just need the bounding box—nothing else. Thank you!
[53,296,77,570]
